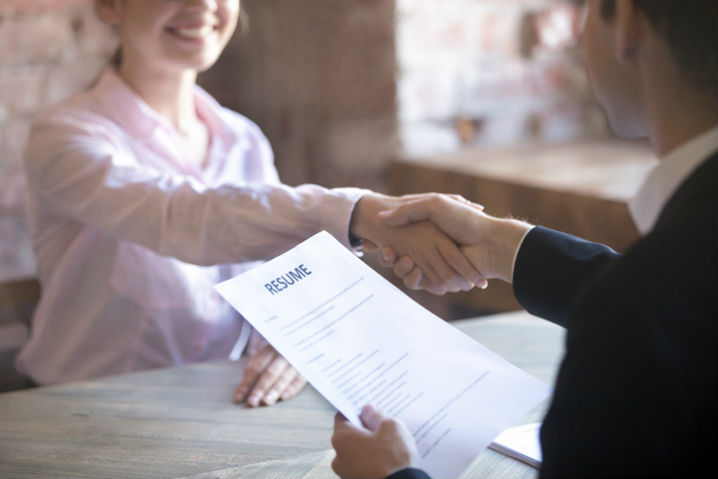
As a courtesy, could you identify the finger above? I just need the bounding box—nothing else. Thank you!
[378,198,436,226]
[246,356,289,407]
[424,281,449,296]
[412,253,446,291]
[393,255,415,278]
[417,274,452,295]
[432,234,483,291]
[414,241,466,292]
[332,412,364,436]
[261,366,298,405]
[359,404,387,431]
[411,266,448,295]
[402,267,424,290]
[234,346,276,402]
[447,194,484,211]
[379,246,398,268]
[361,239,378,251]
[280,374,307,401]
[334,412,348,425]
[436,239,487,290]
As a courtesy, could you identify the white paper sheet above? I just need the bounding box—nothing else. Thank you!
[489,422,543,468]
[215,231,550,478]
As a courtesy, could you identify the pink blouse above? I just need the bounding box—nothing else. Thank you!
[18,68,366,384]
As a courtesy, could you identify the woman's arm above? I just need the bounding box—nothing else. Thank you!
[25,117,482,293]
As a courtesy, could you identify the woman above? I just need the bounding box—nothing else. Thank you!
[18,0,482,406]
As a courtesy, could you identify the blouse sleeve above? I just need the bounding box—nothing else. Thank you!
[24,112,367,266]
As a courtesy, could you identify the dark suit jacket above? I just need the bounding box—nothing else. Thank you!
[387,153,717,479]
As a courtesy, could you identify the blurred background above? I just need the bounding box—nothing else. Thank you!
[0,0,655,322]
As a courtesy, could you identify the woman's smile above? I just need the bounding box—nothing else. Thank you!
[165,23,219,42]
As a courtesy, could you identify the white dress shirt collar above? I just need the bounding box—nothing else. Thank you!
[629,126,718,235]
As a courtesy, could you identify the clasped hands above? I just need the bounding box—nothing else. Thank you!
[351,192,532,292]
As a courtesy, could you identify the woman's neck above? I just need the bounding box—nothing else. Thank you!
[118,58,199,135]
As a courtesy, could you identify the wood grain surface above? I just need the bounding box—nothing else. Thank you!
[0,311,564,479]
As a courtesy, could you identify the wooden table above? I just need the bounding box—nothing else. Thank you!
[0,311,565,479]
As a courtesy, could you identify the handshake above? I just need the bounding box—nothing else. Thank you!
[349,192,534,295]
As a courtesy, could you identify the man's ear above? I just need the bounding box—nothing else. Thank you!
[94,0,123,26]
[612,0,644,64]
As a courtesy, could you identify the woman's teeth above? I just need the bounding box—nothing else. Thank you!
[173,26,214,39]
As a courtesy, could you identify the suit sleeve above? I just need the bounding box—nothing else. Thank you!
[385,468,432,479]
[512,226,618,327]
[537,249,717,476]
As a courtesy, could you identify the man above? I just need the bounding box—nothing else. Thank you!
[331,0,717,477]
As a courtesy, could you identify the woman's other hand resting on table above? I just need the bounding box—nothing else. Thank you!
[234,331,307,406]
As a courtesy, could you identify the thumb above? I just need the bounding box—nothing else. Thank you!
[378,200,434,227]
[361,238,379,251]
[359,404,388,431]
[448,194,484,212]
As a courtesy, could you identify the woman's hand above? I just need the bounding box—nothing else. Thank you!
[234,333,306,406]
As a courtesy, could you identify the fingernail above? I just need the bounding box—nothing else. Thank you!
[378,210,391,217]
[248,395,261,407]
[264,391,279,405]
[479,279,488,289]
[280,391,292,400]
[234,389,247,402]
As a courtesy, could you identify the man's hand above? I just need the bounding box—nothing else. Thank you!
[234,332,306,406]
[378,194,533,286]
[331,405,420,479]
[351,193,486,295]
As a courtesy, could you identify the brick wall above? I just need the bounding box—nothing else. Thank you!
[0,0,116,280]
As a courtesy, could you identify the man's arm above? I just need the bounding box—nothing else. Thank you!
[377,194,532,283]
[378,194,618,326]
[513,227,618,326]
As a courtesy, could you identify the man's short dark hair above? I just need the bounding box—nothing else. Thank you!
[600,0,717,94]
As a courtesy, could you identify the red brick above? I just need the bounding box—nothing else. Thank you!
[0,213,36,279]
[42,59,105,107]
[0,0,86,16]
[0,12,76,66]
[73,6,117,58]
[0,67,46,115]
[0,117,31,172]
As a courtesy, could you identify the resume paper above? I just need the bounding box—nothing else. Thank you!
[215,231,550,478]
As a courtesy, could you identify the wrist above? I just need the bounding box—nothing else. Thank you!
[474,215,532,283]
[349,192,394,244]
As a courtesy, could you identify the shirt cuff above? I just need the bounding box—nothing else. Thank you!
[322,187,370,250]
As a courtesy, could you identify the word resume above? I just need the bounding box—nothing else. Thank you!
[215,231,550,478]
